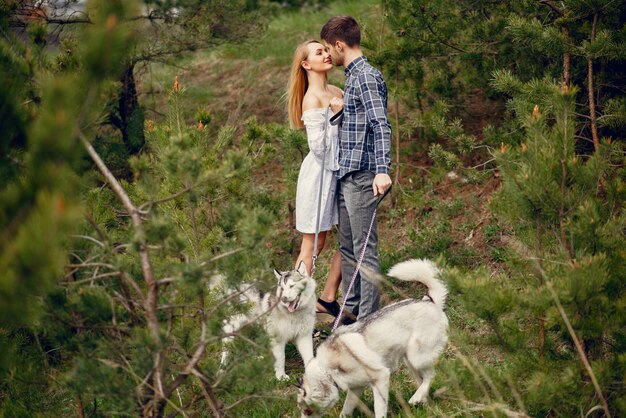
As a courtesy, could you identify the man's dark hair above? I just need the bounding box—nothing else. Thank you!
[320,15,361,47]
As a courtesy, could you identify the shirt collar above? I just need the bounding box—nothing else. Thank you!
[344,55,367,77]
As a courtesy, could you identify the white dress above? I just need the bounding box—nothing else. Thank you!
[295,108,340,233]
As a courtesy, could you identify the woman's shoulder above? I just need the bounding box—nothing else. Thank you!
[329,85,344,97]
[302,92,324,112]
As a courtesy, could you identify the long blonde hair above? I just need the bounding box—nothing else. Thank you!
[287,39,326,129]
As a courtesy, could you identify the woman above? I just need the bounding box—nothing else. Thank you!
[287,40,345,317]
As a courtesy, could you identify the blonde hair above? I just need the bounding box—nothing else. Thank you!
[287,39,326,129]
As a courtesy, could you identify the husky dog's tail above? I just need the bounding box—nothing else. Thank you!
[387,259,447,307]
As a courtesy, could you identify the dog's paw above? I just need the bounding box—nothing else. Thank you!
[408,392,428,405]
[275,373,290,381]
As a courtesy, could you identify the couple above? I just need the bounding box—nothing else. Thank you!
[287,16,392,323]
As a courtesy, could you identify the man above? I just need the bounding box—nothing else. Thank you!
[321,15,392,320]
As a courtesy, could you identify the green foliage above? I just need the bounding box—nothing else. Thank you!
[374,2,625,414]
[0,0,137,332]
[54,37,81,73]
[373,0,543,103]
[52,82,293,415]
[0,38,30,181]
[506,15,568,57]
[0,1,141,414]
[451,81,626,416]
[601,97,626,130]
[1,0,285,414]
[2,0,625,416]
[194,106,212,125]
[428,143,461,171]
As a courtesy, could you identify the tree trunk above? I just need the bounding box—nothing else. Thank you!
[119,63,145,155]
[587,13,600,152]
[75,396,85,418]
[562,27,570,88]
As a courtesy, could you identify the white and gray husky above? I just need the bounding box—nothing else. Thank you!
[219,261,316,380]
[296,259,449,418]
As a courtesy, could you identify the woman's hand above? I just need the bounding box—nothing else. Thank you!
[330,96,344,114]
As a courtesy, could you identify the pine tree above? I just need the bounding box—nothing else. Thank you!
[57,76,284,416]
[1,1,139,414]
[373,2,625,415]
[373,0,626,175]
[1,1,285,415]
[448,75,625,417]
[506,0,626,153]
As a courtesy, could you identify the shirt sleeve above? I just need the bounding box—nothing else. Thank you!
[357,71,391,174]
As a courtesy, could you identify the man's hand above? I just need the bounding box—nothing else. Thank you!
[372,173,392,196]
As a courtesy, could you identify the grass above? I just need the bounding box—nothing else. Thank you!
[140,0,384,128]
[220,0,382,65]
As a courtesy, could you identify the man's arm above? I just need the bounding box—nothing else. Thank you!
[358,71,392,194]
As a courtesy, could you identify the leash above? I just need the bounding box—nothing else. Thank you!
[310,106,331,278]
[331,185,391,332]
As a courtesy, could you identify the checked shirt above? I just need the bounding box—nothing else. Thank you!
[336,56,391,179]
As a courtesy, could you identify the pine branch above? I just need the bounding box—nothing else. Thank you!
[162,291,212,412]
[67,272,121,285]
[54,313,131,336]
[75,396,85,418]
[66,262,115,269]
[111,290,143,325]
[165,395,200,418]
[192,368,224,417]
[85,213,108,243]
[137,184,194,212]
[425,21,468,53]
[562,27,570,86]
[78,129,165,406]
[538,0,564,16]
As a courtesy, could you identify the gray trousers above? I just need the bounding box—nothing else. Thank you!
[338,170,381,319]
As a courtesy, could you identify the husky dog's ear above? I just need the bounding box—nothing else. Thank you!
[273,268,282,283]
[297,260,308,276]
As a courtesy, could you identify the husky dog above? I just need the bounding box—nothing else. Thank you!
[220,261,316,380]
[296,259,449,417]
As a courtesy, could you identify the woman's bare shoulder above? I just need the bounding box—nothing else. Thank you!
[302,93,324,112]
[329,85,344,97]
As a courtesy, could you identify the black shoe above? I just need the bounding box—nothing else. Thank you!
[317,298,341,317]
[338,313,356,326]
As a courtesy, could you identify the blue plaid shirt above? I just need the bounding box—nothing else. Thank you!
[336,56,391,179]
